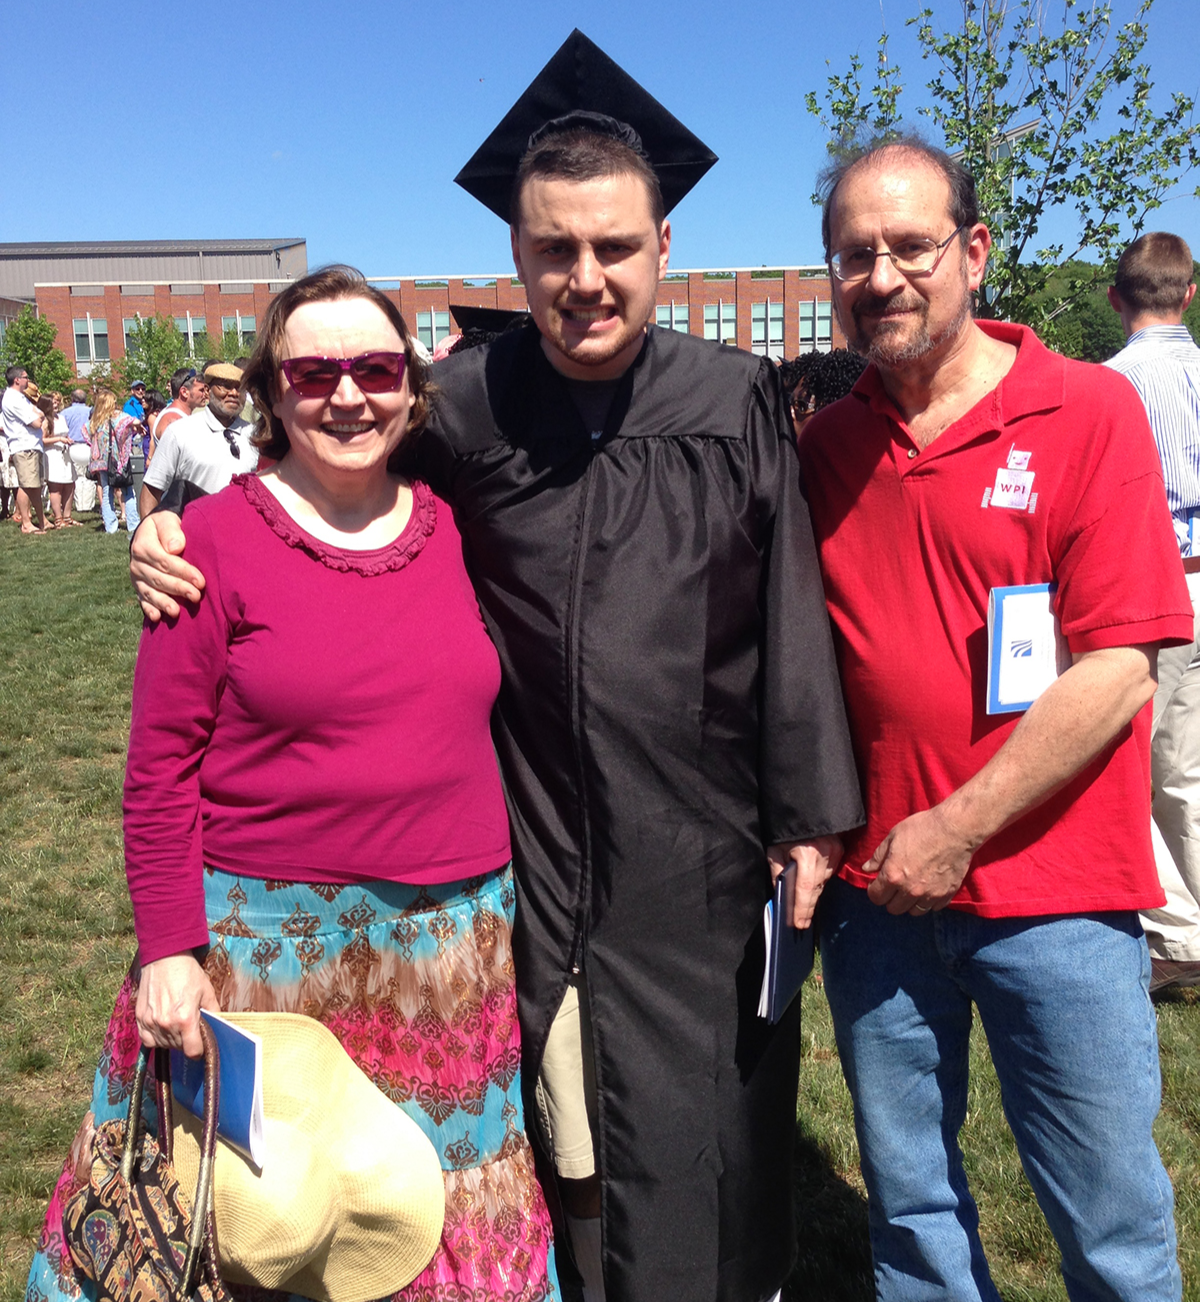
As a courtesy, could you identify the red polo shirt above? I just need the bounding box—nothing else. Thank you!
[798,321,1193,917]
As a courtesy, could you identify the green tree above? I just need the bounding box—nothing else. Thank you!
[806,0,1200,345]
[1040,265,1128,360]
[117,314,189,396]
[206,327,252,364]
[1051,256,1200,359]
[0,306,74,394]
[159,325,247,367]
[1184,260,1200,342]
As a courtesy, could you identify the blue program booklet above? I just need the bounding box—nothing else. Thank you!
[986,582,1070,715]
[757,862,816,1024]
[170,1009,265,1167]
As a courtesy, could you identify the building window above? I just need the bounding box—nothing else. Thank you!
[416,310,451,351]
[221,313,257,347]
[174,314,208,356]
[703,302,737,344]
[799,299,834,353]
[817,301,833,350]
[123,317,140,348]
[73,316,109,364]
[655,303,689,333]
[750,301,785,359]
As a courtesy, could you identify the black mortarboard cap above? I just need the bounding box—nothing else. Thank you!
[449,304,530,333]
[455,29,718,222]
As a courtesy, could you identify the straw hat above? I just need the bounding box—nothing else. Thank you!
[171,1012,444,1302]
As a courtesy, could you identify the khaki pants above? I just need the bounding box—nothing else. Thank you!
[535,975,599,1179]
[11,448,43,490]
[1141,570,1200,960]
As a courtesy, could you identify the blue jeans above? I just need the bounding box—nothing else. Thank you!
[98,471,139,533]
[819,877,1180,1302]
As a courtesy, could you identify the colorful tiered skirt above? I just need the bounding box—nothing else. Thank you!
[26,865,559,1302]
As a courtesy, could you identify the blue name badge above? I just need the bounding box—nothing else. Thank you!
[986,583,1070,715]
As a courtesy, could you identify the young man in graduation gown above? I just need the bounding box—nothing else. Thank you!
[129,32,863,1302]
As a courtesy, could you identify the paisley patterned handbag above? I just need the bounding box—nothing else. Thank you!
[62,1020,229,1302]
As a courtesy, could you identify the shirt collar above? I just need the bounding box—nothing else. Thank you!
[1125,323,1195,348]
[850,319,1066,432]
[198,404,251,438]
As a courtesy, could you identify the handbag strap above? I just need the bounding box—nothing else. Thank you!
[155,1047,173,1162]
[118,1022,223,1300]
[178,1017,221,1300]
[119,1049,151,1183]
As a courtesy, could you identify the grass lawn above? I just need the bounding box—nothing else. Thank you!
[1,511,1197,1302]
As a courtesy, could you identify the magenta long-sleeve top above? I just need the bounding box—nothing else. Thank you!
[123,473,511,964]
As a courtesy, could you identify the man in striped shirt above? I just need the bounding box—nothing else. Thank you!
[1107,231,1200,992]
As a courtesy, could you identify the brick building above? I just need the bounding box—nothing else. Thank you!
[0,297,25,352]
[371,264,844,359]
[0,239,306,375]
[2,239,844,378]
[37,279,286,375]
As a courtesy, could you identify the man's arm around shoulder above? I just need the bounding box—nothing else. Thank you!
[130,511,204,621]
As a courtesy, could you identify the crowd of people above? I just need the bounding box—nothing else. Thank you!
[16,28,1200,1302]
[0,357,261,535]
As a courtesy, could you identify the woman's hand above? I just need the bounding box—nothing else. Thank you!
[135,952,219,1058]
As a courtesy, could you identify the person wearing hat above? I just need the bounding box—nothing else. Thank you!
[138,358,257,517]
[124,379,149,461]
[127,32,862,1302]
[123,379,147,421]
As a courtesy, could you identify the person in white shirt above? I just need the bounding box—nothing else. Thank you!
[1107,231,1200,993]
[139,361,257,517]
[0,426,16,522]
[39,394,80,527]
[1,366,48,533]
[60,389,95,512]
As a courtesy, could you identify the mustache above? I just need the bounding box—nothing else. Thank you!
[852,290,926,316]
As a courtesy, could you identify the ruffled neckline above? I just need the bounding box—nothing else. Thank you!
[235,472,437,576]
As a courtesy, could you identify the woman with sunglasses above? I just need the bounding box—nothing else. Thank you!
[26,266,560,1302]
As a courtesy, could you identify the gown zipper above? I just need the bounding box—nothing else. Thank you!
[563,436,601,977]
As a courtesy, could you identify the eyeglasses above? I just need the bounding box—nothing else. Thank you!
[280,351,408,399]
[830,225,968,283]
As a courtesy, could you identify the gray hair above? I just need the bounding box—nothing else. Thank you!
[817,135,979,257]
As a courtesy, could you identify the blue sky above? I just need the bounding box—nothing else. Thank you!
[6,0,1198,277]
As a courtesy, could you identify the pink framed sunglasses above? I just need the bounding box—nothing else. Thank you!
[281,351,407,399]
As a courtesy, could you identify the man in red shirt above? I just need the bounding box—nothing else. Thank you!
[798,139,1192,1301]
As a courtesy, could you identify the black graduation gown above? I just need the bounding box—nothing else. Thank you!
[421,324,863,1302]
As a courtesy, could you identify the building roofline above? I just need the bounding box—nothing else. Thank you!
[34,278,293,289]
[0,239,305,257]
[364,264,828,283]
